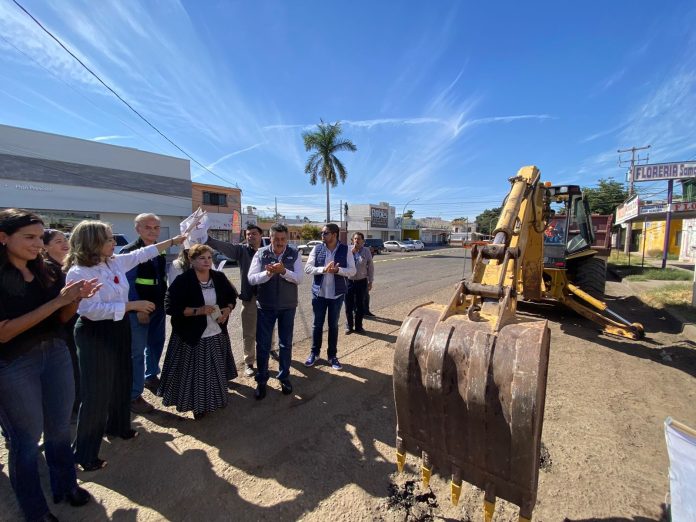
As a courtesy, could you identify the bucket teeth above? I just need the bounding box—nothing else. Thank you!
[421,464,432,487]
[396,451,405,473]
[450,480,462,506]
[484,499,496,522]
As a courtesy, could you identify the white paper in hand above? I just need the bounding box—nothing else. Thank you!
[180,208,209,249]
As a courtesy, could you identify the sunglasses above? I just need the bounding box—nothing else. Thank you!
[321,231,333,236]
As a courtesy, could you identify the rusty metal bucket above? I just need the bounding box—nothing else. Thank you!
[393,303,550,519]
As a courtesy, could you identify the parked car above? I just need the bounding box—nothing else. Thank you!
[113,233,129,254]
[383,240,415,252]
[297,240,323,255]
[363,238,384,255]
[411,240,425,251]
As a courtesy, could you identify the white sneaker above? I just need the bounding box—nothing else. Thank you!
[244,365,255,377]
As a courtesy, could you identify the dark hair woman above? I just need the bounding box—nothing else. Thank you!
[158,244,238,419]
[0,209,99,522]
[42,229,81,417]
[64,220,185,472]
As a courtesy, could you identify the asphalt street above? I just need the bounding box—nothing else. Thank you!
[165,247,472,366]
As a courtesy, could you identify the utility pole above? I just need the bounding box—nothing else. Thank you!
[618,145,650,254]
[618,144,651,196]
[274,197,278,222]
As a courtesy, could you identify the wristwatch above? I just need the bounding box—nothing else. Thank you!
[193,308,198,316]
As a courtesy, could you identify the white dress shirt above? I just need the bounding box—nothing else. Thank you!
[247,247,304,286]
[304,243,356,299]
[66,245,159,321]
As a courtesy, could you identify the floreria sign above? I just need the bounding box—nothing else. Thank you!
[633,162,696,182]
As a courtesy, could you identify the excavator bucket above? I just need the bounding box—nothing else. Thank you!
[393,303,550,519]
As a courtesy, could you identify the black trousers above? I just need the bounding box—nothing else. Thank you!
[345,278,368,330]
[363,287,372,313]
[73,316,132,466]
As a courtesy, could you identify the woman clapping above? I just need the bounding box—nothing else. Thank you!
[0,209,99,522]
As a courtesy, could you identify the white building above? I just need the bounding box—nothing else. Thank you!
[345,202,400,240]
[0,124,191,243]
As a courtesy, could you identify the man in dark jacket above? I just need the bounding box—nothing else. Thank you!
[247,224,303,400]
[123,213,168,414]
[206,224,263,377]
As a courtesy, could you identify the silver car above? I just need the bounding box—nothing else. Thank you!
[383,240,415,252]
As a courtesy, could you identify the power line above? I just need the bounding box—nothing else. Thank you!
[11,0,239,189]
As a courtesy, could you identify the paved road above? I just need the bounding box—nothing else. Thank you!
[181,247,471,365]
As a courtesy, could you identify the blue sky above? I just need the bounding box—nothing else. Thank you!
[1,0,695,221]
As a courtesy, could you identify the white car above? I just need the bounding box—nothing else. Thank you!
[297,240,323,255]
[411,240,425,251]
[383,240,415,252]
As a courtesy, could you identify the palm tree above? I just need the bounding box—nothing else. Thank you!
[303,121,357,222]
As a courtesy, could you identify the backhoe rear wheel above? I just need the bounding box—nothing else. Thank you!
[571,256,606,298]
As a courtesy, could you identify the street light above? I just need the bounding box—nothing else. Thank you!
[401,197,419,241]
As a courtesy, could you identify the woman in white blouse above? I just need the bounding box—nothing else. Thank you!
[65,220,185,471]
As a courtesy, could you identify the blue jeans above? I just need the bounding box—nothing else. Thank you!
[0,339,77,521]
[129,306,165,400]
[311,295,345,359]
[255,307,296,386]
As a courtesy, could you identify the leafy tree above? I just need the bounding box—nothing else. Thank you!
[403,209,415,219]
[475,207,502,235]
[303,121,357,222]
[582,178,628,215]
[300,224,322,241]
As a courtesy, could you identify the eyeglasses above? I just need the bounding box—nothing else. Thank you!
[320,231,331,236]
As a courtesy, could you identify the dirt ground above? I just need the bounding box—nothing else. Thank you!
[1,279,695,521]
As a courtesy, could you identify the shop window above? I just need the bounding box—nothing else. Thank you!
[675,231,682,247]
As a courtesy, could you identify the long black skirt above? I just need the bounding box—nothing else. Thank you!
[158,332,237,415]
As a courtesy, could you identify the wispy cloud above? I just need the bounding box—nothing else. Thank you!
[581,122,626,143]
[454,114,555,137]
[206,143,265,169]
[90,135,131,142]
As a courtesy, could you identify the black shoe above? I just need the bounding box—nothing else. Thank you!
[345,328,353,335]
[280,381,293,395]
[254,384,267,400]
[355,327,366,334]
[269,349,280,360]
[78,459,107,472]
[54,486,91,506]
[364,311,376,317]
[143,376,160,393]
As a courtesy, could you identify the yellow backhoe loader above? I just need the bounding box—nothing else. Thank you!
[393,166,644,521]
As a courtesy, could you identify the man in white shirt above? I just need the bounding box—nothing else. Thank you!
[303,223,356,370]
[247,224,303,399]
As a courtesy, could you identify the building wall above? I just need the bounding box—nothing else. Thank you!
[191,182,242,242]
[679,218,696,262]
[641,219,683,256]
[0,124,192,240]
[346,203,399,240]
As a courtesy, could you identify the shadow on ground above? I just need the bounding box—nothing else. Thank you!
[74,360,396,520]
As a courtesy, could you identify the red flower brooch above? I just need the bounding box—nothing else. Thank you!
[114,276,119,284]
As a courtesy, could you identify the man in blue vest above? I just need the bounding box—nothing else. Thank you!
[303,223,356,370]
[247,223,303,400]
